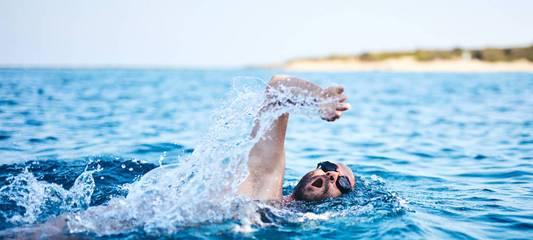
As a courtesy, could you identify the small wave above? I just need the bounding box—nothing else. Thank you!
[130,143,188,155]
[28,136,59,144]
[474,213,531,230]
[0,99,17,106]
[0,131,11,141]
[24,119,44,126]
[359,169,445,183]
[456,170,532,179]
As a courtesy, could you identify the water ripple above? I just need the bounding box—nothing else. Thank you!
[0,69,532,239]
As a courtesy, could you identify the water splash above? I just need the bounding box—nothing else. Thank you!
[0,76,408,237]
[0,77,331,236]
[0,166,98,225]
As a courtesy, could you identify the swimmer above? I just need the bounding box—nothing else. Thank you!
[0,75,353,238]
[238,75,355,202]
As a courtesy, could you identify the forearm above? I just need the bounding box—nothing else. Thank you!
[265,75,323,108]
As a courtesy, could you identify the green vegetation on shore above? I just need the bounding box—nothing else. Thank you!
[297,45,533,63]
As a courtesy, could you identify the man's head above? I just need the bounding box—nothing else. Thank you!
[292,161,355,201]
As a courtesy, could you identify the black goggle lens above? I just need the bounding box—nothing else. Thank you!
[336,176,352,194]
[316,161,352,194]
[316,161,338,172]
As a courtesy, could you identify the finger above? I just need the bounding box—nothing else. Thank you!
[336,103,351,111]
[335,86,344,94]
[338,95,347,103]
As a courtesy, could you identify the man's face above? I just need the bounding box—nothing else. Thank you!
[292,162,356,201]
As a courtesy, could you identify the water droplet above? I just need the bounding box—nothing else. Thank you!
[128,168,133,171]
[121,164,126,169]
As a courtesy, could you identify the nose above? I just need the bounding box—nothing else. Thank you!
[325,171,339,183]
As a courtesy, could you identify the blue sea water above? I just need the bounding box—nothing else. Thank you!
[0,68,532,239]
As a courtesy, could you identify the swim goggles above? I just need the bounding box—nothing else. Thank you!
[316,161,353,194]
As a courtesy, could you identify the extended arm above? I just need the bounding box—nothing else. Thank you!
[237,75,350,200]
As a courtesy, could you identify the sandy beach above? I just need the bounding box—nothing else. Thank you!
[283,57,533,72]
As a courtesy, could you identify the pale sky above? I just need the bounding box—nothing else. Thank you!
[1,0,532,67]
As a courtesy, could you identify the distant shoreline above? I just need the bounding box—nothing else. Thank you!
[281,45,533,72]
[283,57,533,72]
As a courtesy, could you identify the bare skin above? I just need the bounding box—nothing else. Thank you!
[237,75,353,201]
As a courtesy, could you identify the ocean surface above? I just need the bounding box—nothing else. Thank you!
[0,69,531,239]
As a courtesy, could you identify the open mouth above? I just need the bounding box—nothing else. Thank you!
[311,178,323,188]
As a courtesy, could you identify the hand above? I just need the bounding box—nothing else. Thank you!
[319,86,351,122]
